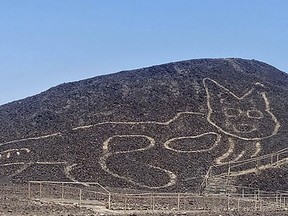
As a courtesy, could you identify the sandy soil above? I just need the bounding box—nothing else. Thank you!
[0,183,96,216]
[0,196,97,216]
[1,183,288,216]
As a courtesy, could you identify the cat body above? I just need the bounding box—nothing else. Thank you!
[93,78,280,189]
[0,77,281,190]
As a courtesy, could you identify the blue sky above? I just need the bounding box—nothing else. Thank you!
[0,0,287,105]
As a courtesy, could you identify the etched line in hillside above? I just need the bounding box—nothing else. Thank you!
[0,77,284,187]
[0,162,26,167]
[6,163,32,178]
[0,133,67,180]
[103,135,156,153]
[215,138,234,164]
[215,139,259,165]
[100,135,177,189]
[0,148,31,160]
[64,163,79,183]
[34,161,67,165]
[0,148,30,154]
[204,77,280,141]
[251,142,261,157]
[229,158,288,177]
[0,133,62,147]
[96,78,282,186]
[261,92,281,134]
[100,153,177,189]
[72,112,205,131]
[164,132,221,153]
[209,149,288,180]
[213,147,288,168]
[204,77,281,166]
[232,151,245,163]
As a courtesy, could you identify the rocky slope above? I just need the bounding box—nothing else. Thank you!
[0,58,287,192]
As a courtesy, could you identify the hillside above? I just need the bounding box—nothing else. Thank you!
[0,58,288,192]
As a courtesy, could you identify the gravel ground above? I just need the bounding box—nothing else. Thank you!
[0,196,96,216]
[0,183,97,216]
[2,195,288,216]
[1,183,288,216]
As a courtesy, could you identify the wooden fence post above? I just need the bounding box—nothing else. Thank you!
[226,163,231,193]
[254,198,257,211]
[108,193,111,210]
[280,193,282,207]
[183,196,186,211]
[254,190,258,210]
[39,182,42,199]
[227,195,230,211]
[124,194,127,212]
[177,194,180,211]
[237,198,240,211]
[79,189,82,207]
[61,182,64,200]
[152,195,155,211]
[276,193,279,207]
[28,181,31,200]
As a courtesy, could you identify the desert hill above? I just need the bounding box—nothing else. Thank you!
[0,58,288,192]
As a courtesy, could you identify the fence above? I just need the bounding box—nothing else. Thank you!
[206,148,288,179]
[109,192,288,212]
[28,181,111,208]
[28,181,288,213]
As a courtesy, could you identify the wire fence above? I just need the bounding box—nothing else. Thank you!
[28,181,110,208]
[26,181,288,213]
[206,148,288,178]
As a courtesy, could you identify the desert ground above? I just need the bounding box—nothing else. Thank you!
[2,183,288,216]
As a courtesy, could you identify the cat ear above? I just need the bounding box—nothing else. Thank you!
[204,78,268,109]
[203,78,237,105]
[244,83,268,109]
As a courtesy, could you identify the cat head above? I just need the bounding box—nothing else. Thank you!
[203,78,280,140]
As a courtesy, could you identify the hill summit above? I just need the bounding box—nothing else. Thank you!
[0,58,288,192]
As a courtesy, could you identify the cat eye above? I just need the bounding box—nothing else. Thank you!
[247,110,264,119]
[224,108,241,117]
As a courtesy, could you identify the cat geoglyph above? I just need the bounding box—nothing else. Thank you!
[0,78,282,189]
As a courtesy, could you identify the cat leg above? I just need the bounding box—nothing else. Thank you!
[99,135,177,189]
[251,142,261,157]
[215,138,246,164]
